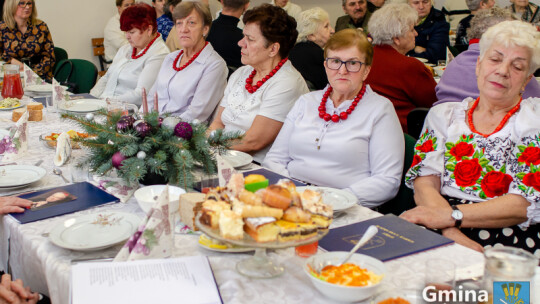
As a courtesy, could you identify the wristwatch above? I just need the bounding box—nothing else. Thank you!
[451,205,463,228]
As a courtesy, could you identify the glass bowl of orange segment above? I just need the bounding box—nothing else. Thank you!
[40,130,89,149]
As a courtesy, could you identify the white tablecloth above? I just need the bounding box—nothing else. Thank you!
[0,105,487,304]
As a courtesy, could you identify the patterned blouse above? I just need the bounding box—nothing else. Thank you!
[0,19,55,81]
[405,98,540,228]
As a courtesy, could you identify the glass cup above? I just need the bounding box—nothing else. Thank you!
[106,98,139,116]
[2,64,23,99]
[295,241,318,258]
[45,96,57,113]
[424,259,455,303]
[437,60,447,67]
[67,163,89,183]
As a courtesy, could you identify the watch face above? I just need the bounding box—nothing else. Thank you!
[452,209,463,220]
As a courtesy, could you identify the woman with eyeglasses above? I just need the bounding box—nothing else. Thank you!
[263,29,404,208]
[0,0,55,81]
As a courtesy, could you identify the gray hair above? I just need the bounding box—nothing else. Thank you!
[467,7,516,40]
[368,3,418,45]
[479,20,540,74]
[465,0,483,11]
[297,7,330,42]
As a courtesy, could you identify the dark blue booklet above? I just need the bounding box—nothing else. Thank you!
[319,214,454,261]
[243,168,306,186]
[10,182,119,224]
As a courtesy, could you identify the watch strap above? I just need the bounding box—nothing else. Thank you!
[451,205,462,228]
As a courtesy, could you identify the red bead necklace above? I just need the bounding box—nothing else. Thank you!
[172,41,208,71]
[318,84,366,122]
[245,58,288,94]
[131,33,160,59]
[467,97,522,137]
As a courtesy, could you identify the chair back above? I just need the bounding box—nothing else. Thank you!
[91,38,111,77]
[54,59,98,94]
[53,47,68,74]
[407,107,429,139]
[376,133,417,216]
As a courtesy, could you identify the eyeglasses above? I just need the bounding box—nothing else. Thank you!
[325,58,364,72]
[17,1,33,7]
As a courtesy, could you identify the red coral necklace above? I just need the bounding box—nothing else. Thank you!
[467,97,522,137]
[318,84,366,122]
[172,41,208,71]
[131,33,160,59]
[245,58,288,94]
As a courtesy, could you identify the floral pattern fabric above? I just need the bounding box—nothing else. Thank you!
[0,20,55,81]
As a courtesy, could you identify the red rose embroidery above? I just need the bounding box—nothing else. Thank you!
[454,158,482,187]
[450,142,474,161]
[480,171,513,197]
[411,154,422,168]
[518,147,540,166]
[523,172,540,191]
[416,139,434,153]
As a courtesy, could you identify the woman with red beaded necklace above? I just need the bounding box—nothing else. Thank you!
[148,1,227,122]
[91,3,169,106]
[401,21,540,257]
[263,29,404,208]
[209,4,308,163]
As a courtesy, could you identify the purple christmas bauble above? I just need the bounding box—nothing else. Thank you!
[135,121,152,138]
[158,117,163,127]
[174,122,193,140]
[116,118,132,132]
[121,115,135,125]
[112,151,127,169]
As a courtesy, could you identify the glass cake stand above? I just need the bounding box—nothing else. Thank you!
[196,215,328,279]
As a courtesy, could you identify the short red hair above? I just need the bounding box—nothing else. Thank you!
[120,3,157,33]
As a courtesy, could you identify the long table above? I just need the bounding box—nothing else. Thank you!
[0,103,486,304]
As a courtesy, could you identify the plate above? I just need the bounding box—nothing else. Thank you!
[296,186,357,213]
[197,234,255,253]
[25,84,53,92]
[58,99,107,113]
[414,57,428,63]
[0,165,46,188]
[0,102,24,111]
[221,150,253,168]
[49,212,141,251]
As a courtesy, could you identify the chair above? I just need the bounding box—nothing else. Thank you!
[376,133,417,216]
[53,47,68,74]
[54,59,98,94]
[407,107,429,139]
[91,38,111,77]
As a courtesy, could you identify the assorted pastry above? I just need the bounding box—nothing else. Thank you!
[196,173,333,243]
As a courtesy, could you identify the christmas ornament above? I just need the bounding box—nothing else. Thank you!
[85,113,94,120]
[116,118,132,132]
[158,117,163,127]
[112,151,127,169]
[162,117,181,130]
[137,151,146,159]
[135,121,152,138]
[120,115,135,125]
[174,122,193,140]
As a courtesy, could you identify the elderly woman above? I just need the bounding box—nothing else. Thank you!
[149,1,227,121]
[91,3,169,106]
[365,3,437,132]
[406,0,450,64]
[209,4,308,163]
[289,7,334,91]
[435,8,540,105]
[507,0,540,25]
[263,29,404,208]
[401,20,540,256]
[0,0,55,81]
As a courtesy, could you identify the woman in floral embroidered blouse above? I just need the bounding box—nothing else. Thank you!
[0,0,55,81]
[401,20,540,257]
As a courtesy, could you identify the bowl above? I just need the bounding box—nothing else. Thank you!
[134,185,186,214]
[433,66,446,77]
[39,132,83,149]
[304,252,385,302]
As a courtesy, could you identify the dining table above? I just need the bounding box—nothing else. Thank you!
[0,96,492,304]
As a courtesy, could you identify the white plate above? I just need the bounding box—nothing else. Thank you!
[197,235,255,253]
[296,186,357,212]
[0,102,24,111]
[25,84,52,92]
[414,57,429,63]
[59,99,107,113]
[0,165,46,188]
[49,212,141,251]
[222,150,253,168]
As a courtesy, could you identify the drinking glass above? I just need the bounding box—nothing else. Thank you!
[437,60,447,67]
[2,64,23,99]
[424,259,455,303]
[295,241,318,258]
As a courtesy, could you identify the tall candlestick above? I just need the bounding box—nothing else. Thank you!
[154,92,158,112]
[141,88,148,114]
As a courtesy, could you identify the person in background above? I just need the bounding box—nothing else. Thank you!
[91,3,169,106]
[454,0,495,53]
[157,0,178,43]
[506,0,540,25]
[289,7,334,90]
[336,0,372,33]
[104,0,134,62]
[367,0,384,12]
[164,0,183,51]
[366,3,436,133]
[209,4,308,163]
[442,0,470,30]
[270,0,301,20]
[435,8,540,105]
[264,29,404,208]
[0,196,31,214]
[406,0,449,64]
[207,0,249,69]
[152,0,165,18]
[0,0,55,81]
[149,1,227,121]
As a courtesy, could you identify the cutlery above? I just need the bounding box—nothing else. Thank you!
[34,160,43,166]
[53,168,69,183]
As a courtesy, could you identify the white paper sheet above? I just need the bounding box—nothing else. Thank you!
[71,256,222,304]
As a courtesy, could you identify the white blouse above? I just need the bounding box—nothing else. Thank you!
[220,60,309,163]
[148,43,228,122]
[90,36,169,106]
[263,85,404,208]
[405,98,540,227]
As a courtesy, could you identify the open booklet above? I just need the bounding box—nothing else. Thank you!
[71,256,222,304]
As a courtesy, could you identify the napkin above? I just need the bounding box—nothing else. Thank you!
[0,111,28,162]
[115,186,174,261]
[90,175,137,203]
[23,64,45,86]
[216,153,237,187]
[53,132,71,166]
[52,78,70,109]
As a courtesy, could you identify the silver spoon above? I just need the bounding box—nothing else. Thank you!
[337,225,379,267]
[53,167,69,183]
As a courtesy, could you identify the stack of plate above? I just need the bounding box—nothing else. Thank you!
[58,99,108,113]
[25,84,54,97]
[0,165,46,190]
